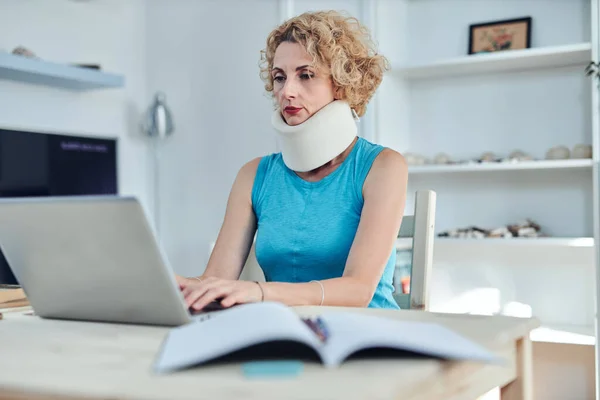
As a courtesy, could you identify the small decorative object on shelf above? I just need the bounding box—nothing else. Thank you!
[433,152,452,164]
[407,144,593,169]
[545,145,570,160]
[404,152,428,165]
[508,149,533,162]
[11,45,104,72]
[438,219,545,239]
[572,144,592,159]
[479,151,498,162]
[468,17,532,55]
[72,63,101,70]
[11,45,38,59]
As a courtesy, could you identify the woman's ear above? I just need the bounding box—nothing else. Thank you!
[333,86,343,100]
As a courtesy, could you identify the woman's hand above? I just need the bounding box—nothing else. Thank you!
[174,274,200,289]
[179,276,263,311]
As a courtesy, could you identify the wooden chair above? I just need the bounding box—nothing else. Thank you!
[394,190,437,311]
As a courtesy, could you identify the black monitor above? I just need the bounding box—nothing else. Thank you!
[0,128,118,285]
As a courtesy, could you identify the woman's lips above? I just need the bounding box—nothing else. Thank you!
[284,107,302,115]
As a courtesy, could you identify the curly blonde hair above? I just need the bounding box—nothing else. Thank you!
[259,10,389,117]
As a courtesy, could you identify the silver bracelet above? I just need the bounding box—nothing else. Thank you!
[255,281,265,302]
[192,276,203,282]
[310,280,324,306]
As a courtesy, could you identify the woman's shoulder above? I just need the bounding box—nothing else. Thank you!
[374,147,407,168]
[239,152,282,177]
[234,153,277,193]
[356,137,406,167]
[363,146,408,196]
[259,151,284,165]
[352,138,407,192]
[237,157,262,182]
[246,152,286,207]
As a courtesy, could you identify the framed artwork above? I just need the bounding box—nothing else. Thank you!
[468,17,532,55]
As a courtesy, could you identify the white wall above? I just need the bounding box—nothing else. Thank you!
[0,0,153,214]
[146,0,280,276]
[406,0,590,64]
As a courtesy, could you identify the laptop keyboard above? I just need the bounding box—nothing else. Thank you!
[189,301,239,322]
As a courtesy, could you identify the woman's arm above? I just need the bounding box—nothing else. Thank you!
[260,149,408,307]
[177,157,261,284]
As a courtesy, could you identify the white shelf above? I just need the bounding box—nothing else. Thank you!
[531,324,595,346]
[0,51,124,90]
[395,43,591,79]
[396,237,594,250]
[437,237,593,247]
[408,159,593,174]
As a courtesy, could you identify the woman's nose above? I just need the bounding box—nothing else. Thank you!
[281,78,298,99]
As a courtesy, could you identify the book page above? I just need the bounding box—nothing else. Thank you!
[318,312,502,367]
[153,302,322,373]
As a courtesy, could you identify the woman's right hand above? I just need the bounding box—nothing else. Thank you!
[174,274,200,290]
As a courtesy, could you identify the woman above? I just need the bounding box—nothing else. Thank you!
[176,10,408,310]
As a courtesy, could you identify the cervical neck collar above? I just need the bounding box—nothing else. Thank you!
[271,100,358,172]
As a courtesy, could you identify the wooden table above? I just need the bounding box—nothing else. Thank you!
[0,305,538,400]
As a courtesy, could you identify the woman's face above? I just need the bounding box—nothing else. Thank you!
[271,41,336,126]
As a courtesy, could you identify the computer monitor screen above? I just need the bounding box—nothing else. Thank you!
[0,128,118,285]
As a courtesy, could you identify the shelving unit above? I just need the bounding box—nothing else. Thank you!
[408,159,593,174]
[396,237,594,251]
[373,7,598,388]
[396,43,591,79]
[0,51,124,90]
[376,0,595,239]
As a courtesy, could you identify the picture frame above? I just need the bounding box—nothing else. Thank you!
[468,17,532,55]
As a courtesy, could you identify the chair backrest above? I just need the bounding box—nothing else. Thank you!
[396,190,437,311]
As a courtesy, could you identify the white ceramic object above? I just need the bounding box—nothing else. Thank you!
[545,145,570,160]
[488,227,512,238]
[433,153,452,164]
[480,152,496,162]
[572,144,592,159]
[404,152,427,165]
[508,150,533,161]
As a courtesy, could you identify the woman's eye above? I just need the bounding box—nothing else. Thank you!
[300,73,314,80]
[273,76,285,83]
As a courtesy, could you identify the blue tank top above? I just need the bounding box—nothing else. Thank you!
[251,137,400,309]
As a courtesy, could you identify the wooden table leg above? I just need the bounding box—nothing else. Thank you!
[500,337,533,400]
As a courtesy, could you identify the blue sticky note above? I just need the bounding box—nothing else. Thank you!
[241,361,304,378]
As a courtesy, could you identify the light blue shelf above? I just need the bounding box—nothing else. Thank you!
[0,51,124,90]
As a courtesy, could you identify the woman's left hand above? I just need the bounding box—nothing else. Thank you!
[180,276,263,311]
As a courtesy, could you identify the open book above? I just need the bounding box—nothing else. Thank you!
[153,302,502,373]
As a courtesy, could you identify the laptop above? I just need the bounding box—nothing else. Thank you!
[0,195,212,326]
